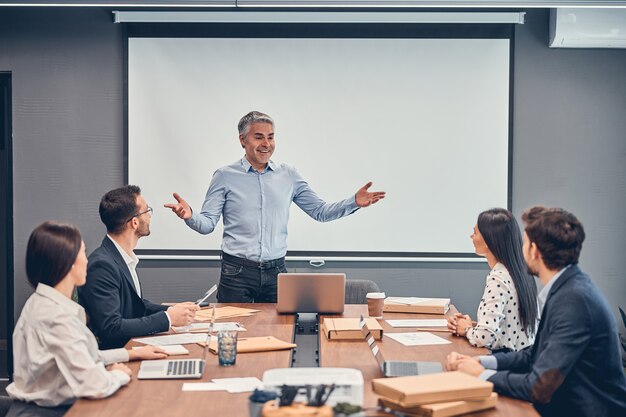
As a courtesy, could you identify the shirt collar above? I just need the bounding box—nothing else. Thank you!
[241,156,275,173]
[107,235,139,268]
[538,264,571,312]
[35,283,85,320]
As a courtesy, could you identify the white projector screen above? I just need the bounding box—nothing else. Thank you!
[128,36,510,256]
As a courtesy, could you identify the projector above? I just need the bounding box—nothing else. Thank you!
[262,367,364,406]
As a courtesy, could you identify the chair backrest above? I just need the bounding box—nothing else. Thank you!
[344,280,380,304]
[0,396,12,417]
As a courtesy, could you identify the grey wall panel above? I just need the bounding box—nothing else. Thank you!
[511,10,626,321]
[0,8,125,318]
[1,8,624,333]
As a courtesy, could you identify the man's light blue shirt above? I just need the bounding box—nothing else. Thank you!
[185,157,359,262]
[478,265,571,380]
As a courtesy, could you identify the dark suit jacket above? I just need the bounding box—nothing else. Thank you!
[78,237,169,349]
[488,265,626,417]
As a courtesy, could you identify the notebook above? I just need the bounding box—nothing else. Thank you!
[359,315,442,377]
[277,273,345,314]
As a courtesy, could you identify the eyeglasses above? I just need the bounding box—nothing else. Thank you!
[127,206,153,223]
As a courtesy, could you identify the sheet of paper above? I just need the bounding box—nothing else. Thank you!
[132,344,189,355]
[211,377,264,393]
[386,319,448,328]
[133,333,209,346]
[384,332,451,346]
[182,382,224,392]
[385,297,438,305]
[172,322,246,333]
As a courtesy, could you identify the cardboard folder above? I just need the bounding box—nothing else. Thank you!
[194,306,260,321]
[383,297,450,315]
[372,371,493,407]
[204,336,296,354]
[322,318,383,340]
[378,393,498,417]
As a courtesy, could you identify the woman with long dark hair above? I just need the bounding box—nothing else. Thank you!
[448,208,538,352]
[7,221,167,407]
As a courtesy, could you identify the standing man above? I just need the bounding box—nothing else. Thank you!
[165,111,385,302]
[445,206,626,417]
[79,185,198,349]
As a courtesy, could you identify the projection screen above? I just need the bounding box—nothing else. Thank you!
[128,36,510,257]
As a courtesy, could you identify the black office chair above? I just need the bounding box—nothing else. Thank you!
[0,396,12,417]
[344,280,380,304]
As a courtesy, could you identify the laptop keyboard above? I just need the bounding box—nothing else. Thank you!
[167,360,197,376]
[387,361,419,376]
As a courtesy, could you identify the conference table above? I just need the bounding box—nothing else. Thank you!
[65,303,538,417]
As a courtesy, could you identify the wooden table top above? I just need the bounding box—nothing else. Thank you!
[65,303,538,417]
[65,304,295,417]
[319,305,539,417]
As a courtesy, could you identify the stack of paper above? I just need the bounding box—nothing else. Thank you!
[172,322,247,333]
[372,372,495,416]
[194,306,260,321]
[384,332,451,346]
[132,344,189,355]
[183,377,263,393]
[383,297,450,314]
[133,333,210,346]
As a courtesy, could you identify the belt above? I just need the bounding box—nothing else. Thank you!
[222,253,285,270]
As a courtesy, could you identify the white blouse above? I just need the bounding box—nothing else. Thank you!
[7,283,131,407]
[465,263,536,352]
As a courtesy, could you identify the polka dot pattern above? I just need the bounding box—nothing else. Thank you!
[466,263,536,352]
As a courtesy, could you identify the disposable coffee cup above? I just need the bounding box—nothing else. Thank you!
[366,292,386,318]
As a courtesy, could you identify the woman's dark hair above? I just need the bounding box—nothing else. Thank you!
[26,221,82,288]
[477,208,538,336]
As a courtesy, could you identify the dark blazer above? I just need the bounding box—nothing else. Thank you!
[78,237,169,349]
[488,265,626,417]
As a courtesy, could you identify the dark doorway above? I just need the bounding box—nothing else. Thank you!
[1,72,13,380]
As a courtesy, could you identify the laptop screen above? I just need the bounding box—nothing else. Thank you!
[359,315,387,370]
[277,273,345,313]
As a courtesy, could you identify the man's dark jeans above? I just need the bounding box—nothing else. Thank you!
[216,253,287,303]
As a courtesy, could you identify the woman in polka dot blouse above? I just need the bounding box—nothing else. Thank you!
[447,208,539,352]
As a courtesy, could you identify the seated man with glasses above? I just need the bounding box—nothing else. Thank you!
[79,185,199,349]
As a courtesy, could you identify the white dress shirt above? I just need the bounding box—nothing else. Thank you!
[107,235,142,297]
[6,284,130,407]
[465,262,536,352]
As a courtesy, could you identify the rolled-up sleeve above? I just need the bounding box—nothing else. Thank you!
[46,321,130,400]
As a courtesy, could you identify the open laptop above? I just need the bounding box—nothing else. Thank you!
[359,315,442,377]
[138,308,215,379]
[277,273,345,314]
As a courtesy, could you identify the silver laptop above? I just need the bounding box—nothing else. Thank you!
[359,315,442,377]
[138,308,215,380]
[277,273,345,314]
[137,337,210,379]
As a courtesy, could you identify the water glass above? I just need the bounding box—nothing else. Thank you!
[218,330,238,366]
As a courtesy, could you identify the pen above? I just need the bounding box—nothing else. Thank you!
[195,284,218,306]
